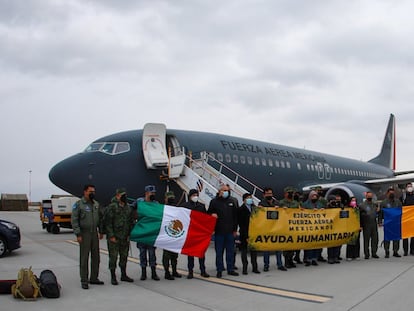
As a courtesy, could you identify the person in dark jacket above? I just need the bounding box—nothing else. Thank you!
[237,193,260,275]
[208,184,239,278]
[345,196,361,260]
[181,189,210,278]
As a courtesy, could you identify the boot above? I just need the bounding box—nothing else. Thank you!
[121,268,134,282]
[110,269,118,285]
[187,270,193,279]
[242,265,248,275]
[140,267,147,281]
[165,270,174,280]
[151,267,160,281]
[172,265,182,278]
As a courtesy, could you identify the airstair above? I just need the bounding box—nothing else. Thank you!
[172,152,263,207]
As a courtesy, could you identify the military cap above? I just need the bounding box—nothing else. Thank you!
[165,191,175,199]
[116,188,126,195]
[188,189,199,197]
[284,186,295,193]
[145,185,156,193]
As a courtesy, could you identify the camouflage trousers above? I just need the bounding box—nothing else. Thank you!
[107,238,130,270]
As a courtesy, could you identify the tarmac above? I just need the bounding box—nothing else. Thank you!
[1,211,414,311]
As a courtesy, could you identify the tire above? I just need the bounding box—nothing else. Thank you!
[0,236,7,258]
[51,224,60,234]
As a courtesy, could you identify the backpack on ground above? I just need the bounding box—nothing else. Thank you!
[39,269,60,298]
[11,267,41,300]
[0,280,16,294]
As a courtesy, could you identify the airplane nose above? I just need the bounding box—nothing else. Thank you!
[49,154,90,197]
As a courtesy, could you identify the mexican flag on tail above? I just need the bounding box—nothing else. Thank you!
[130,202,216,258]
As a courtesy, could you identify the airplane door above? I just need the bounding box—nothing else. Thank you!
[142,123,169,169]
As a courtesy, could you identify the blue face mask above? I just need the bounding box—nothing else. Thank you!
[222,191,229,199]
[246,198,253,205]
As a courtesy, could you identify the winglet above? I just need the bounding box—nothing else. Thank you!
[368,114,396,170]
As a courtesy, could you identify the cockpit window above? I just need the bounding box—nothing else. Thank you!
[84,142,130,155]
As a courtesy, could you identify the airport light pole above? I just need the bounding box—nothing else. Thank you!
[29,170,32,204]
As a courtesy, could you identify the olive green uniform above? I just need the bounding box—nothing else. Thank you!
[71,197,103,286]
[105,199,135,271]
[279,198,301,267]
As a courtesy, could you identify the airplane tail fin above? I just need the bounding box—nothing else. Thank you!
[368,114,396,170]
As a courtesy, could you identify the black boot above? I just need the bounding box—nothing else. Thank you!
[165,270,174,280]
[111,269,118,285]
[172,265,182,278]
[187,270,194,279]
[140,267,147,281]
[151,267,160,281]
[121,268,134,282]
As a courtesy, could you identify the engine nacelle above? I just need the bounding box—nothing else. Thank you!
[325,183,374,204]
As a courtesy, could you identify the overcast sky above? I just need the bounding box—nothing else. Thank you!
[1,0,414,202]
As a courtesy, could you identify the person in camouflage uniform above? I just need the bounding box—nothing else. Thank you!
[71,184,104,289]
[105,188,135,285]
[279,186,301,269]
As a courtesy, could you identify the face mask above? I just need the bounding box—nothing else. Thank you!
[389,193,395,200]
[407,187,413,193]
[311,198,318,204]
[120,194,127,203]
[246,198,253,205]
[191,196,199,203]
[287,193,293,199]
[265,195,273,201]
[168,198,175,205]
[149,194,156,201]
[349,201,357,207]
[222,191,229,199]
[88,193,95,201]
[293,195,300,201]
[366,197,373,202]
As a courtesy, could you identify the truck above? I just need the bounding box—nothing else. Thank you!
[40,196,79,234]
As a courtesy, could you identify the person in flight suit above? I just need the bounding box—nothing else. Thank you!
[401,183,414,255]
[105,188,135,285]
[71,184,104,289]
[162,191,182,280]
[359,191,380,259]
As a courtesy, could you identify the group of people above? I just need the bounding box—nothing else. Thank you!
[71,182,414,289]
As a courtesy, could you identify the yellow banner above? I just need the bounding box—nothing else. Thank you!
[248,207,360,251]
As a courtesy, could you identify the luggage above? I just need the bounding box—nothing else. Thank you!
[11,267,41,300]
[39,269,60,298]
[0,280,16,294]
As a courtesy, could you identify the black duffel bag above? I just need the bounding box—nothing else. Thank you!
[39,270,60,298]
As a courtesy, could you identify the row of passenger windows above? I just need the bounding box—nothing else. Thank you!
[210,152,386,179]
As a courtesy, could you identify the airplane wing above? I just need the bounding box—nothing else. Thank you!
[364,173,414,186]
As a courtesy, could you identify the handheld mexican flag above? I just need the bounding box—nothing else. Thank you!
[130,201,216,258]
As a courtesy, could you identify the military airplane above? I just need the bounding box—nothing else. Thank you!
[49,114,414,205]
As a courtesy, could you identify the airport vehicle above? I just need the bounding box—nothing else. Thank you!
[0,219,21,257]
[40,196,78,234]
[49,114,414,206]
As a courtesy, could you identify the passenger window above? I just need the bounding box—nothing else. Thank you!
[233,154,239,163]
[281,161,285,168]
[297,163,301,170]
[217,153,224,162]
[286,162,291,168]
[240,156,246,164]
[275,160,280,168]
[268,159,273,167]
[261,158,267,166]
[247,156,253,165]
[225,154,231,163]
[255,157,260,165]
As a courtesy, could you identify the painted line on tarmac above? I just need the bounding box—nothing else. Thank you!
[66,240,331,303]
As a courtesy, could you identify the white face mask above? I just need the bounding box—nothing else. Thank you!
[191,196,199,203]
[407,187,413,193]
